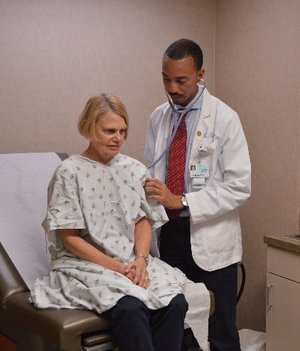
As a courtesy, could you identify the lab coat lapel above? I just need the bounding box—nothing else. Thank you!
[153,105,172,181]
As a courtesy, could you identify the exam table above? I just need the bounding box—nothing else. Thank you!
[0,152,214,351]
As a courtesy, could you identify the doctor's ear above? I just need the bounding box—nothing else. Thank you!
[197,69,205,81]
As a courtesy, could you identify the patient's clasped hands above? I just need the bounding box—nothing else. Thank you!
[123,257,150,289]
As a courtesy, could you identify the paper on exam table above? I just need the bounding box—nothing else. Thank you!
[0,152,62,289]
[184,280,210,351]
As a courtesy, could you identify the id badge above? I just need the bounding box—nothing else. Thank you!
[192,177,206,188]
[190,163,209,178]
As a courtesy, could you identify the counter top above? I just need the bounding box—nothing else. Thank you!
[264,234,300,254]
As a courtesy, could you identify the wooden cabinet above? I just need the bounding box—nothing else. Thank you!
[265,242,300,351]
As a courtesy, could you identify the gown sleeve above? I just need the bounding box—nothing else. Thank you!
[43,165,86,234]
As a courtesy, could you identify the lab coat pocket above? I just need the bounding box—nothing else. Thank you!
[191,141,219,189]
[196,141,218,170]
[202,212,240,255]
[197,140,217,156]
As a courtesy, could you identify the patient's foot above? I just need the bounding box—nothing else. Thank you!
[181,328,202,351]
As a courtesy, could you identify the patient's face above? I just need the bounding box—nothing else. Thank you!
[91,111,127,164]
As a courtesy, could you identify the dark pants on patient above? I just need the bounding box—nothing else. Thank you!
[160,217,241,351]
[104,294,188,351]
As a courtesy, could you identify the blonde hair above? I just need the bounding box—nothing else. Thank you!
[78,94,129,140]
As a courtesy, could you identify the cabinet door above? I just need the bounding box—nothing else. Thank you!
[266,272,300,351]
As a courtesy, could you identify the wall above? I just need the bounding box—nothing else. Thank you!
[215,0,300,331]
[1,0,300,334]
[0,0,215,160]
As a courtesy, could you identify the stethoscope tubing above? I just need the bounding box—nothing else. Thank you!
[147,82,206,169]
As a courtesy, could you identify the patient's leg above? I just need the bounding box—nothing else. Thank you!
[151,293,188,351]
[104,296,154,351]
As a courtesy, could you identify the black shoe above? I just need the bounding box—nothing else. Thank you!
[181,328,201,351]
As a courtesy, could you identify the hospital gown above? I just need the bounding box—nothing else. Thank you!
[31,154,210,350]
[30,154,187,312]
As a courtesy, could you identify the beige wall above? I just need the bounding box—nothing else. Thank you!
[1,0,300,334]
[0,0,215,160]
[216,0,300,331]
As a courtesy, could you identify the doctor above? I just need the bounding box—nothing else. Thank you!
[144,39,251,351]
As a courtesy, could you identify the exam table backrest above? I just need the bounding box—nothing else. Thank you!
[0,152,114,351]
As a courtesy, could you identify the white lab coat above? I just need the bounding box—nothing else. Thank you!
[144,89,251,271]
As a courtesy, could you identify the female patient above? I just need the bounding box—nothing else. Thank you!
[30,94,188,351]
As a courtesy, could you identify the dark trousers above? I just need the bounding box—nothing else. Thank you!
[160,218,241,351]
[104,294,188,351]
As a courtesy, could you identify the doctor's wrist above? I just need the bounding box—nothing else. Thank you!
[173,194,185,209]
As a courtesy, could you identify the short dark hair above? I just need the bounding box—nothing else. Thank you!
[164,39,203,70]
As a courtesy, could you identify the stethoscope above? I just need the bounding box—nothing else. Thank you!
[147,80,206,169]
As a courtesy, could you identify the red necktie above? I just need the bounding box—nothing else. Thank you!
[166,114,187,219]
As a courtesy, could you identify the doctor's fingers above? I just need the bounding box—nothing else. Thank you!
[144,181,165,195]
[148,187,173,207]
[144,178,164,188]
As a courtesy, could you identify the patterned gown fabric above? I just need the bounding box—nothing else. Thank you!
[166,115,187,218]
[30,154,187,313]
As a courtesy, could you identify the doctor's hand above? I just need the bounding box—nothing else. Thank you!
[144,177,183,210]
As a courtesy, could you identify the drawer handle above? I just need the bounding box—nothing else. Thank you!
[266,284,273,310]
